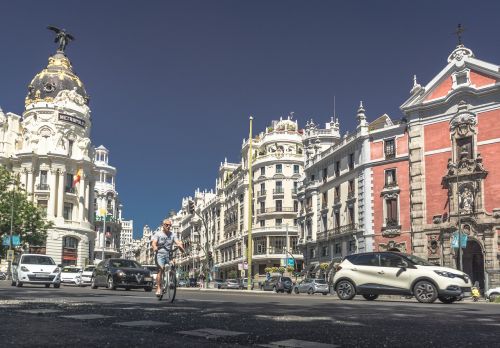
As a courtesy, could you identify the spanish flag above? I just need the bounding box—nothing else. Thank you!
[72,169,83,187]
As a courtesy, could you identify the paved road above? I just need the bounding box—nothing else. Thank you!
[1,281,498,347]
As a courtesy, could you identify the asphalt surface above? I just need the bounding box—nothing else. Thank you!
[0,280,499,347]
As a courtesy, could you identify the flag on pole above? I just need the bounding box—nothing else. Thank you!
[72,169,83,187]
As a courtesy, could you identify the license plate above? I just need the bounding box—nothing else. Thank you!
[463,291,471,297]
[144,277,152,281]
[36,274,49,278]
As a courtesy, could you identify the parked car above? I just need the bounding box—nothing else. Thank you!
[0,271,6,280]
[486,287,500,302]
[239,278,255,290]
[213,279,224,289]
[333,251,471,303]
[178,279,188,287]
[293,278,329,295]
[60,266,82,285]
[261,276,293,293]
[143,265,158,285]
[79,265,95,286]
[188,277,198,287]
[11,254,61,288]
[91,258,153,291]
[221,278,240,289]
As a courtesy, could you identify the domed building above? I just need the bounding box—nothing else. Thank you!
[1,43,96,267]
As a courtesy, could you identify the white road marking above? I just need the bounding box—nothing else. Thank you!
[61,314,113,320]
[256,314,331,322]
[114,320,170,327]
[261,339,339,348]
[17,309,62,314]
[177,328,246,339]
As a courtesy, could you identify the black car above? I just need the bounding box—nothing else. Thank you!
[261,276,293,293]
[188,277,198,287]
[91,258,153,291]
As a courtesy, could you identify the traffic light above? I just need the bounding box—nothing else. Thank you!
[188,200,195,214]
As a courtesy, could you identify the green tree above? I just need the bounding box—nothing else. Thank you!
[0,167,52,254]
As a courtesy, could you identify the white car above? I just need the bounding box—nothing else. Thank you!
[333,252,471,303]
[60,266,82,285]
[11,254,61,288]
[79,265,96,286]
[485,287,500,302]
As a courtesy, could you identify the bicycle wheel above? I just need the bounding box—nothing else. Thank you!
[168,270,177,303]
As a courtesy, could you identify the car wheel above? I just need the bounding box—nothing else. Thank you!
[362,294,378,301]
[438,295,457,304]
[322,292,328,295]
[307,288,314,295]
[489,292,499,302]
[144,287,153,292]
[90,277,98,289]
[107,276,116,290]
[294,287,299,294]
[15,279,23,287]
[11,280,16,287]
[54,283,61,288]
[125,287,131,291]
[45,284,50,288]
[413,280,438,303]
[336,280,356,300]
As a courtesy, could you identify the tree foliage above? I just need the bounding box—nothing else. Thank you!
[0,167,52,253]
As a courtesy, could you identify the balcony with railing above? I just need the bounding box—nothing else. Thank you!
[324,223,359,238]
[273,188,285,197]
[257,190,267,197]
[36,183,50,191]
[257,207,296,215]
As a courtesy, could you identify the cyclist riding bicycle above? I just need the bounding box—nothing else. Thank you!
[152,219,185,296]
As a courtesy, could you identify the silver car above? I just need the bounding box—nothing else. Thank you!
[221,279,240,289]
[293,278,330,295]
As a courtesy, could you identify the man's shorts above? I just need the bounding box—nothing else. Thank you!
[156,252,170,268]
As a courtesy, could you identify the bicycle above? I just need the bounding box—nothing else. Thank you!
[155,247,179,302]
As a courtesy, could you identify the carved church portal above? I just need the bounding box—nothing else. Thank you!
[460,239,484,290]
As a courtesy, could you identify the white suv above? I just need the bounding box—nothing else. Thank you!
[333,252,471,303]
[12,254,61,288]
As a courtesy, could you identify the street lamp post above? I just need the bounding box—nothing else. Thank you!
[456,170,462,271]
[6,180,16,280]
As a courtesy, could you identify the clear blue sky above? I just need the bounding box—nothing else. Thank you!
[1,1,499,238]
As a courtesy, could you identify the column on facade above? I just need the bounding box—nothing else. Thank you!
[84,176,90,222]
[88,179,95,223]
[27,169,34,198]
[78,173,85,221]
[48,169,58,218]
[266,235,270,255]
[57,169,65,218]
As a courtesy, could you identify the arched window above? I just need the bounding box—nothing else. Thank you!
[62,236,79,266]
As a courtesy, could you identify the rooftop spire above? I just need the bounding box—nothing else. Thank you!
[357,101,366,122]
[454,23,465,47]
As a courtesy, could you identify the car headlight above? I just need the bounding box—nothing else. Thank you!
[53,267,60,273]
[21,266,29,272]
[434,270,457,278]
[116,270,126,277]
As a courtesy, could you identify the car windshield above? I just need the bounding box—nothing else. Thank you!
[314,279,327,284]
[401,253,433,266]
[84,266,95,272]
[62,267,80,273]
[110,260,141,268]
[21,255,55,265]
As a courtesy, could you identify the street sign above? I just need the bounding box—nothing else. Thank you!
[451,231,468,249]
[287,258,294,267]
[6,250,14,262]
[2,235,21,246]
